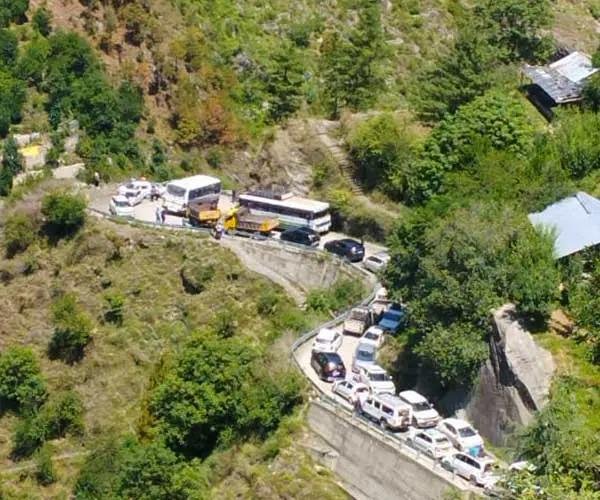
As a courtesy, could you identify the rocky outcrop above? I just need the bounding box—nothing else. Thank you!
[463,304,555,446]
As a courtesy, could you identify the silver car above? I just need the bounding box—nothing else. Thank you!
[352,342,377,373]
[363,252,390,273]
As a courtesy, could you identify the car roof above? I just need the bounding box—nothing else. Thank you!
[338,238,361,246]
[294,226,316,234]
[374,393,409,408]
[356,342,376,352]
[419,428,448,439]
[113,195,129,202]
[316,328,336,340]
[399,390,428,404]
[364,364,386,373]
[322,352,343,361]
[455,452,495,465]
[365,326,384,335]
[442,418,473,429]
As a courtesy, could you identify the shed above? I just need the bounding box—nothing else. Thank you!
[528,192,600,259]
[521,52,598,119]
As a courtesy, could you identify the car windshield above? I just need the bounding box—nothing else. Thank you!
[412,402,430,412]
[458,426,477,438]
[364,332,378,340]
[435,437,450,445]
[167,184,186,197]
[356,387,368,393]
[114,200,129,207]
[383,309,403,320]
[357,349,375,361]
[316,337,330,344]
[369,372,386,382]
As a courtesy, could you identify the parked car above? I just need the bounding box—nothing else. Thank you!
[343,306,373,336]
[360,326,385,349]
[118,179,152,198]
[352,342,377,373]
[441,452,497,486]
[280,226,320,247]
[355,364,395,394]
[407,428,453,459]
[332,379,369,405]
[377,304,406,333]
[361,393,412,431]
[438,418,484,456]
[109,195,134,217]
[121,188,145,206]
[311,351,346,382]
[398,390,440,428]
[324,238,365,262]
[312,328,343,353]
[363,252,390,273]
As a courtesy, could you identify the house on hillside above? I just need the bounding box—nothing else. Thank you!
[521,51,598,120]
[528,192,600,259]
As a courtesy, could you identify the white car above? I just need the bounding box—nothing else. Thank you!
[331,379,369,405]
[354,364,396,394]
[361,393,412,431]
[109,195,134,217]
[438,418,484,455]
[407,428,453,459]
[398,390,440,428]
[312,328,343,353]
[441,452,496,486]
[363,252,390,273]
[121,188,145,206]
[360,326,385,349]
[118,179,153,198]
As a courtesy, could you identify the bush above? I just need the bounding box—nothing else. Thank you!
[13,414,50,459]
[0,346,47,414]
[306,278,366,314]
[41,191,86,240]
[49,294,93,363]
[3,213,38,257]
[180,259,216,294]
[35,444,57,486]
[103,291,125,326]
[32,6,52,37]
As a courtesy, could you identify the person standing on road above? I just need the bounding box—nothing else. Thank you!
[93,171,100,187]
[155,205,162,225]
[160,206,167,225]
[231,189,237,203]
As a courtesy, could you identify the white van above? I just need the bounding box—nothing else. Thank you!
[398,390,440,428]
[163,175,221,214]
[361,393,412,431]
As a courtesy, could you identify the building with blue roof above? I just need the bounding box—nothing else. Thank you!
[528,192,600,259]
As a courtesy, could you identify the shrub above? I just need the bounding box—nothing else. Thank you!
[3,213,38,257]
[0,346,47,414]
[35,443,57,486]
[41,191,86,240]
[180,259,216,294]
[49,294,93,363]
[103,291,125,326]
[12,414,50,459]
[32,6,52,37]
[305,278,365,314]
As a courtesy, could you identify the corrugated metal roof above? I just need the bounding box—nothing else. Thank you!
[528,192,600,259]
[521,51,598,104]
[549,51,598,83]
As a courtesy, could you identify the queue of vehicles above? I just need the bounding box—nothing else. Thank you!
[307,288,517,491]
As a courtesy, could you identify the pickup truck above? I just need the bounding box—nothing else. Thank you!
[343,306,373,336]
[377,304,406,333]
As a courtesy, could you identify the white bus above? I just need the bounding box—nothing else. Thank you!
[163,175,221,214]
[238,191,331,233]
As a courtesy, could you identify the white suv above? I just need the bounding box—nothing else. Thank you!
[441,452,496,486]
[355,364,396,394]
[438,418,484,455]
[407,428,453,459]
[361,393,412,431]
[312,328,343,353]
[398,390,440,428]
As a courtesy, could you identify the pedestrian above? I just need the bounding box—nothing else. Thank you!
[155,205,161,225]
[160,206,167,225]
[93,171,100,187]
[360,235,365,248]
[231,189,237,203]
[215,219,224,240]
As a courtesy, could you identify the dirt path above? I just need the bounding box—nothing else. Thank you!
[0,451,90,475]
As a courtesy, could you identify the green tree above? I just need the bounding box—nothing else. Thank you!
[553,111,600,178]
[3,212,38,257]
[319,0,386,116]
[0,134,24,196]
[41,191,86,239]
[264,41,305,122]
[32,6,52,37]
[35,443,56,486]
[0,28,17,66]
[0,346,47,413]
[0,71,26,136]
[474,0,554,62]
[16,36,50,86]
[49,294,93,363]
[0,0,28,28]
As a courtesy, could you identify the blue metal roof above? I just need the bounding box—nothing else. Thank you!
[528,192,600,259]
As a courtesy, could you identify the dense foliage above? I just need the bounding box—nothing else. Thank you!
[41,191,86,239]
[49,294,93,363]
[0,346,47,414]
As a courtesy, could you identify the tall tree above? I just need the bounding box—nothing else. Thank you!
[0,136,23,196]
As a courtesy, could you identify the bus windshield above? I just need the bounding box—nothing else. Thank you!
[167,185,186,197]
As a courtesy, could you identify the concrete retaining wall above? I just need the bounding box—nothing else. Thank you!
[308,402,460,500]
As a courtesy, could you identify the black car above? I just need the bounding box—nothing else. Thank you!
[311,351,346,382]
[324,238,365,262]
[280,226,320,247]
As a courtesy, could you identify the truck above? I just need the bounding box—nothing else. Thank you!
[223,206,279,235]
[343,306,373,336]
[187,200,221,228]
